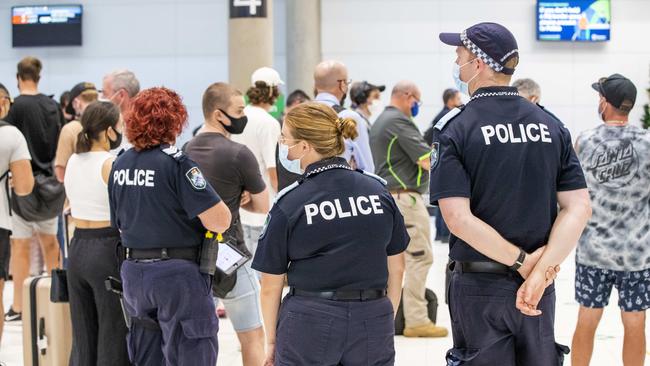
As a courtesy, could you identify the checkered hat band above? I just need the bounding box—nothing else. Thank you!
[461,30,504,73]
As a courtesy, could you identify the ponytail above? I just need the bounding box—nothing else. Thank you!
[75,131,92,153]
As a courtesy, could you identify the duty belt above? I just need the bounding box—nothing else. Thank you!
[125,247,199,262]
[289,288,387,302]
[451,261,512,275]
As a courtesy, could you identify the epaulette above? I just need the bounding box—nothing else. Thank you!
[434,106,465,131]
[537,104,563,125]
[273,181,300,205]
[357,169,387,185]
[160,144,185,162]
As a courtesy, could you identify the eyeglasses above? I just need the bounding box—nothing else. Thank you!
[406,93,422,106]
[337,79,352,86]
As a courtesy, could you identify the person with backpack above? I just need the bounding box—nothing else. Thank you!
[0,82,34,342]
[4,56,64,322]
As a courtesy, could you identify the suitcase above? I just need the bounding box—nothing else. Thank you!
[394,288,439,335]
[22,276,72,366]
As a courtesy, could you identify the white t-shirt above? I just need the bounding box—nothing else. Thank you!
[0,125,31,231]
[231,105,281,227]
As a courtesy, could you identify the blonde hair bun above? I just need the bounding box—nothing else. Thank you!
[336,118,358,140]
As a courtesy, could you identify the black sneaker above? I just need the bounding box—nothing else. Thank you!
[4,307,21,322]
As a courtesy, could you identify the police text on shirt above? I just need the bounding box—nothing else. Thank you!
[113,169,155,187]
[481,123,552,145]
[304,195,384,225]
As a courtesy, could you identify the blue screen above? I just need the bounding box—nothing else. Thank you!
[12,4,83,47]
[537,0,611,42]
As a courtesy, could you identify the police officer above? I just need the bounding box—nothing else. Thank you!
[108,87,231,365]
[253,102,408,366]
[431,23,592,365]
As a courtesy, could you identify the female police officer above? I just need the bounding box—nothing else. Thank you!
[253,102,409,366]
[108,87,231,365]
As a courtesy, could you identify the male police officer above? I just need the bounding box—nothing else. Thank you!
[431,23,592,365]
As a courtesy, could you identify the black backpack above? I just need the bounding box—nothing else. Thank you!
[0,120,65,222]
[394,288,439,335]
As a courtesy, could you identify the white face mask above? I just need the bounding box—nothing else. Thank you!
[279,143,304,174]
[452,58,480,96]
[368,99,384,117]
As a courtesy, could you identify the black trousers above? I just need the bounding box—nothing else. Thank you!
[67,227,130,366]
[446,266,569,365]
[275,294,395,366]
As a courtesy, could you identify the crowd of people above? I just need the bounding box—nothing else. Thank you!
[0,20,646,366]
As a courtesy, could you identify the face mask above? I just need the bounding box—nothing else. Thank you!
[368,99,384,116]
[108,127,123,150]
[219,109,248,135]
[410,101,420,118]
[453,59,479,96]
[279,143,303,174]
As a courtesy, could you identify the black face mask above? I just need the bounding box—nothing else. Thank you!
[108,127,123,150]
[219,109,248,135]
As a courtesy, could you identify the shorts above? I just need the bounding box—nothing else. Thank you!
[219,262,263,332]
[0,229,10,280]
[11,215,58,239]
[575,262,650,312]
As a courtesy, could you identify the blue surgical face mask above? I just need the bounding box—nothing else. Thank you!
[279,143,303,175]
[453,58,479,96]
[410,101,420,118]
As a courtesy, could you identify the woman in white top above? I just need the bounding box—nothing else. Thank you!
[63,101,129,366]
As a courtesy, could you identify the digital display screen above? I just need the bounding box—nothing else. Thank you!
[537,0,611,42]
[12,4,82,47]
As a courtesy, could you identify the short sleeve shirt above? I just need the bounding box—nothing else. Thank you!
[109,145,222,249]
[5,94,62,174]
[232,105,280,227]
[54,120,82,168]
[575,125,650,271]
[370,106,431,193]
[0,125,31,231]
[252,157,409,291]
[184,132,266,246]
[429,86,587,262]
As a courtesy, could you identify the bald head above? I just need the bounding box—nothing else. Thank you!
[390,80,421,117]
[314,60,348,95]
[391,81,419,97]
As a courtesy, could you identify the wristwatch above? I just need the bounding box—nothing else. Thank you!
[509,248,526,271]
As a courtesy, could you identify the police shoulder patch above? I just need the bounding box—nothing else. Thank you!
[434,106,464,131]
[430,142,440,170]
[186,166,207,190]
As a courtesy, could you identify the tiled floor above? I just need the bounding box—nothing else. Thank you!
[0,233,648,365]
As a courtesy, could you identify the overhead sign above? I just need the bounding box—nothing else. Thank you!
[230,0,267,18]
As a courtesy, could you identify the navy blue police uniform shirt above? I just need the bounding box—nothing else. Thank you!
[109,144,222,249]
[429,86,587,262]
[252,157,410,291]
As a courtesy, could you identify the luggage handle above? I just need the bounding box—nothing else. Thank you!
[37,317,47,356]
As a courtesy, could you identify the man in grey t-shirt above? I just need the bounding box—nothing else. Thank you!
[0,82,33,341]
[572,74,648,366]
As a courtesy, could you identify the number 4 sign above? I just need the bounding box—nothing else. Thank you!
[230,0,267,18]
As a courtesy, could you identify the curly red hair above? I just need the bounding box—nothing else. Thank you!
[125,87,188,151]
